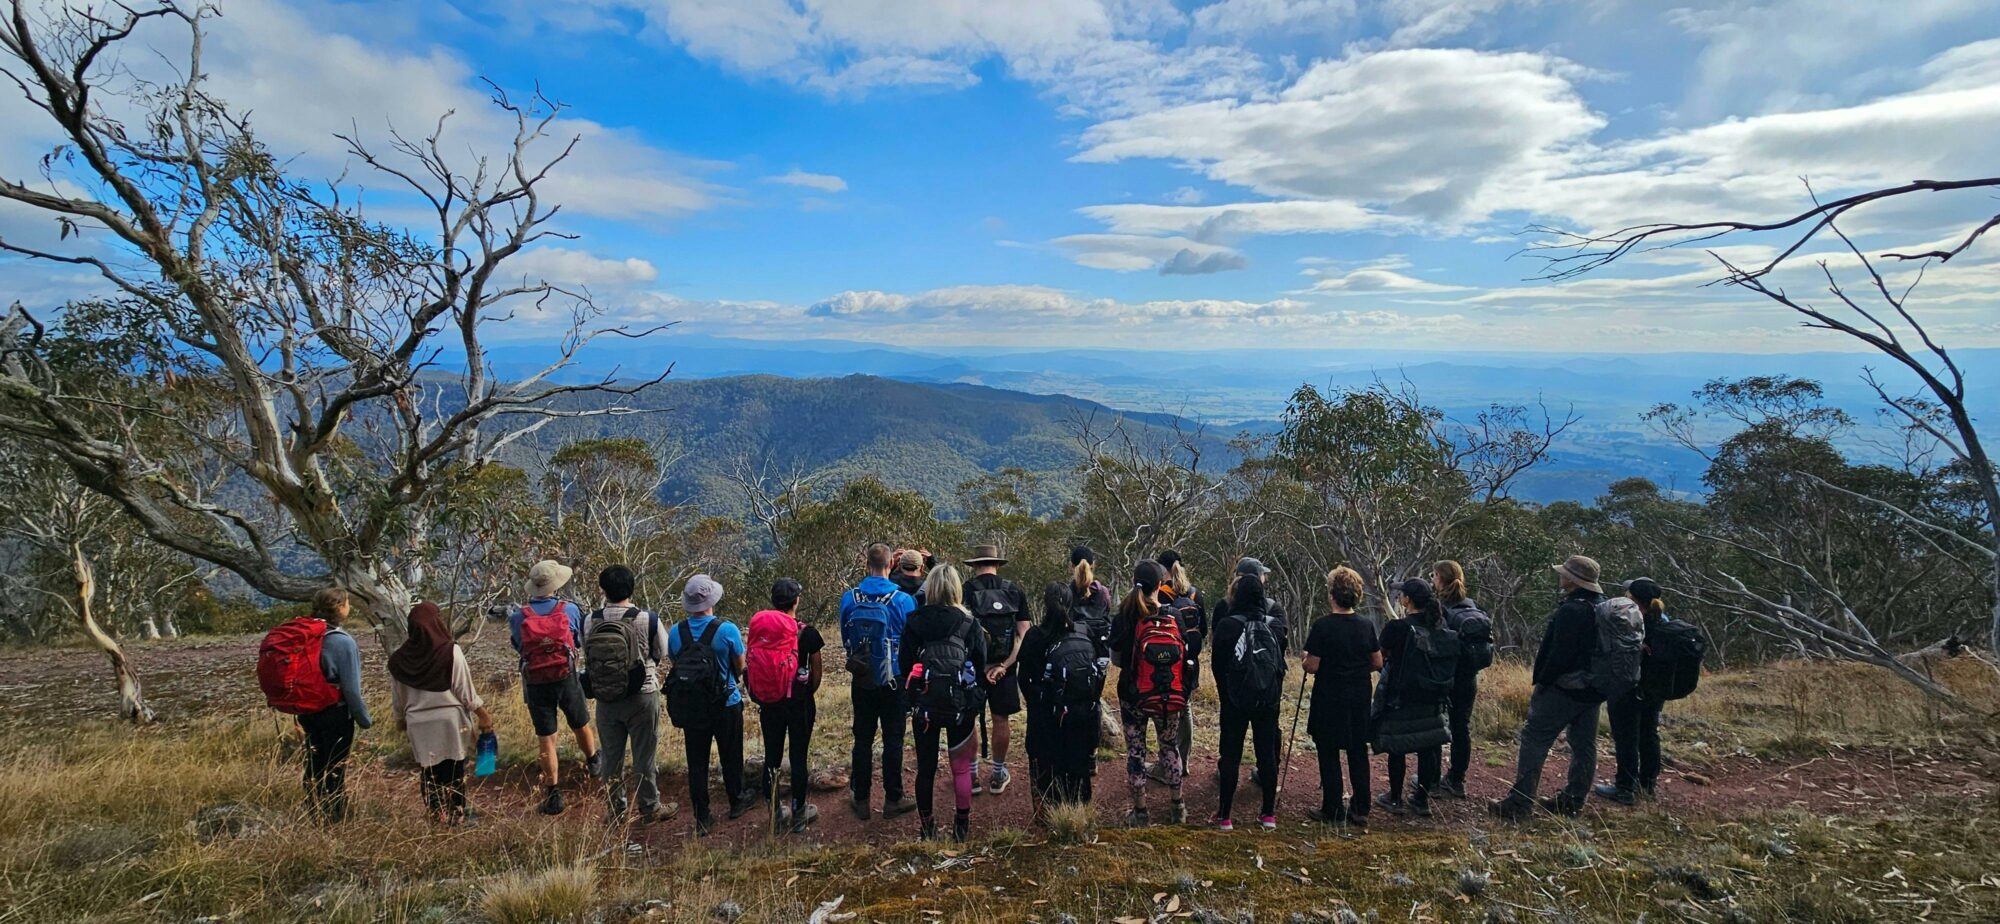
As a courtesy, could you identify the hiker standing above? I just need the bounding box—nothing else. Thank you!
[1491,555,1638,820]
[840,543,919,821]
[1596,578,1702,805]
[890,548,932,604]
[509,560,601,816]
[388,601,494,826]
[1109,560,1189,825]
[259,586,373,823]
[1066,546,1116,657]
[748,578,825,833]
[1210,557,1288,831]
[902,565,989,841]
[1373,578,1457,819]
[582,565,673,825]
[1302,567,1380,827]
[962,544,1030,795]
[665,574,753,835]
[1156,549,1208,777]
[1434,560,1494,799]
[1019,580,1108,816]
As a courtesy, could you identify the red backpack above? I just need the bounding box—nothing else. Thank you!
[745,609,801,705]
[1131,613,1188,716]
[258,617,342,715]
[519,601,576,683]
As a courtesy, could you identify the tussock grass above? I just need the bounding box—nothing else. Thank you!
[1044,801,1095,846]
[480,864,596,924]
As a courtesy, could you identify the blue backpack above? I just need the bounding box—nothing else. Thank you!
[844,591,900,690]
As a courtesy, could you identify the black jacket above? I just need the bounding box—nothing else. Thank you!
[897,604,988,680]
[1532,588,1604,701]
[1210,597,1288,708]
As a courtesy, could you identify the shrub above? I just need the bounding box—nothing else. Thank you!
[479,865,596,924]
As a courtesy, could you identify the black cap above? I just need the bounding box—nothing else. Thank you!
[770,577,803,608]
[1621,577,1662,599]
[1134,559,1167,589]
[1070,545,1096,566]
[1157,549,1182,570]
[1235,557,1270,577]
[1398,577,1434,602]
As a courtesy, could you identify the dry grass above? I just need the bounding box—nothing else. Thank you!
[481,865,597,924]
[1043,801,1095,846]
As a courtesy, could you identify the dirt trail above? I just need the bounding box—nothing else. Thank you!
[8,636,1994,851]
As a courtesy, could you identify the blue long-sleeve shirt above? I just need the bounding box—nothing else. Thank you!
[318,625,373,728]
[838,575,916,645]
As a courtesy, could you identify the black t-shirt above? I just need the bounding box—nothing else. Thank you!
[1304,612,1379,681]
[794,624,825,697]
[963,574,1030,660]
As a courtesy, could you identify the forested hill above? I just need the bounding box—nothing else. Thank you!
[528,374,1239,515]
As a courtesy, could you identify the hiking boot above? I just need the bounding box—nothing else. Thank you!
[1259,815,1278,830]
[1124,808,1151,828]
[882,795,918,818]
[1169,800,1188,825]
[1347,811,1368,830]
[850,797,872,821]
[952,811,970,843]
[987,766,1012,794]
[539,786,566,816]
[1409,796,1432,818]
[694,811,716,836]
[1437,777,1467,799]
[1593,783,1637,806]
[789,803,819,834]
[1488,797,1532,822]
[584,751,603,781]
[728,795,757,820]
[639,802,679,825]
[1374,793,1407,816]
[1212,816,1234,832]
[1540,794,1584,817]
[1638,782,1658,801]
[1306,806,1345,825]
[919,817,938,841]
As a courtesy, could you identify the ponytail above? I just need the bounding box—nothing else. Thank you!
[1433,560,1467,606]
[1167,561,1192,597]
[1118,585,1159,625]
[1642,596,1665,622]
[1072,559,1094,597]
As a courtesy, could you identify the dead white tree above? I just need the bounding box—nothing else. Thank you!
[1532,178,2000,664]
[0,3,668,643]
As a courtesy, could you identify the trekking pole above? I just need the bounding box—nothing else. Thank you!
[1279,666,1310,795]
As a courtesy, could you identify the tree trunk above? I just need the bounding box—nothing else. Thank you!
[334,558,416,651]
[70,543,154,723]
[140,617,161,640]
[162,613,178,638]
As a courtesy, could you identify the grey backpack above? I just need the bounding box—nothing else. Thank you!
[1562,597,1644,699]
[584,606,654,701]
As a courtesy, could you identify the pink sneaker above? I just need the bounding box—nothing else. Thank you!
[1212,816,1234,832]
[1259,815,1278,830]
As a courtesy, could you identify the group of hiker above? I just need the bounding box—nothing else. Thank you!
[257,542,1704,840]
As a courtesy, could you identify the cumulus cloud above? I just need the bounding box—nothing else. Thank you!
[508,248,661,288]
[766,169,849,192]
[1160,248,1251,275]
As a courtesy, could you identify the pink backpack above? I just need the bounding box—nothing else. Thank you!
[746,609,801,705]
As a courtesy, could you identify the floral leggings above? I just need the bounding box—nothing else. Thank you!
[1121,702,1183,806]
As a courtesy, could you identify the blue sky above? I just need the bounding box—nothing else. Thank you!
[3,0,1998,352]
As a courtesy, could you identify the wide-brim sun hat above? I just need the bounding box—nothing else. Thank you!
[527,559,573,597]
[965,544,1009,566]
[682,574,724,613]
[1551,555,1603,593]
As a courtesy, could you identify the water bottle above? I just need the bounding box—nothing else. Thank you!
[474,731,498,777]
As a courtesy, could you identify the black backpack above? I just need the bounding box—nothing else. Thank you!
[584,606,657,701]
[1446,600,1494,674]
[970,583,1023,661]
[1641,619,1705,701]
[1044,627,1104,714]
[1073,590,1114,652]
[1397,620,1462,703]
[664,621,728,730]
[909,615,983,727]
[1224,604,1285,712]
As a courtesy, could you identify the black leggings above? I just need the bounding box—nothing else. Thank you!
[299,702,354,823]
[420,759,467,819]
[1312,734,1369,816]
[761,697,816,813]
[1607,691,1664,790]
[1387,746,1442,804]
[1217,705,1280,820]
[1030,705,1099,806]
[685,703,746,818]
[913,714,977,819]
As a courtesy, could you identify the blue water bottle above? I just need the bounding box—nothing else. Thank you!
[474,731,498,777]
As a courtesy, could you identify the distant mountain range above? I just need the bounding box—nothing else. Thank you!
[488,337,2000,506]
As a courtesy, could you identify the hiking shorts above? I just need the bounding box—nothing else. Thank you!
[524,674,589,737]
[984,672,1022,716]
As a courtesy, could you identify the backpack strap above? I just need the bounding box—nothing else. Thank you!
[697,620,722,648]
[678,620,695,652]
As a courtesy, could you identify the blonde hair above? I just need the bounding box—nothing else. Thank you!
[312,586,349,621]
[1433,560,1468,606]
[923,564,966,614]
[1071,559,1094,596]
[1325,567,1364,610]
[1167,561,1193,597]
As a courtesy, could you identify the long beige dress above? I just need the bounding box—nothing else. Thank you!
[391,646,483,767]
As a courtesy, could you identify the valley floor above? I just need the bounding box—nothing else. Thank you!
[3,636,1998,922]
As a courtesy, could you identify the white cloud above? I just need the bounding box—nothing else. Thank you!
[1167,186,1205,205]
[1305,268,1468,294]
[1052,233,1248,273]
[508,248,661,288]
[1379,0,1539,47]
[766,169,849,192]
[1079,199,1403,237]
[1191,0,1355,36]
